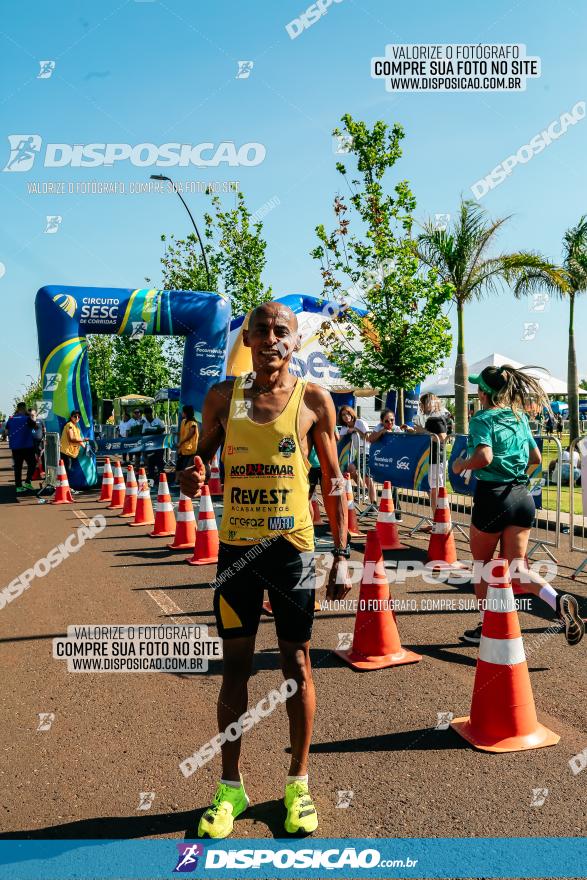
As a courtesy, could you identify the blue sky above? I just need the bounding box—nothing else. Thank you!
[1,0,586,414]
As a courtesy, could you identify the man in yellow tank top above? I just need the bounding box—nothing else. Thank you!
[180,302,351,839]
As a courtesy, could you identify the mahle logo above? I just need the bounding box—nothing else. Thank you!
[52,293,77,318]
[4,136,266,171]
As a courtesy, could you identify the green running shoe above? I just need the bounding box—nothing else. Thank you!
[23,482,35,491]
[198,779,249,839]
[284,780,318,834]
[16,486,26,494]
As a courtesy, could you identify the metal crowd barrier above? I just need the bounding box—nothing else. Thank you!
[353,432,439,532]
[569,435,587,579]
[348,430,563,561]
[527,434,562,561]
[43,431,60,488]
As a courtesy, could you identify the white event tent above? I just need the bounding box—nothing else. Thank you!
[420,352,567,398]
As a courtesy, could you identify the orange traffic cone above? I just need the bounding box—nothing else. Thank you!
[119,466,138,518]
[375,481,406,550]
[451,558,559,752]
[150,473,176,538]
[108,461,125,510]
[335,530,421,670]
[168,492,197,550]
[426,487,465,570]
[129,471,155,527]
[99,458,114,502]
[209,453,223,497]
[51,460,74,504]
[186,485,219,565]
[343,472,361,537]
[310,489,323,525]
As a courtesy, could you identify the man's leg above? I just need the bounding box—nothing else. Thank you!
[217,635,256,780]
[12,449,24,488]
[25,449,36,483]
[277,639,315,777]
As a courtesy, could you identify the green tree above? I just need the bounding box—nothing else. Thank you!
[203,190,273,316]
[417,199,560,434]
[311,115,453,422]
[86,336,117,402]
[14,376,42,411]
[157,232,219,386]
[509,216,587,441]
[157,189,272,382]
[580,379,587,391]
[111,336,171,398]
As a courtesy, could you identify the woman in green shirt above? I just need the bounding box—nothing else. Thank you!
[452,364,583,647]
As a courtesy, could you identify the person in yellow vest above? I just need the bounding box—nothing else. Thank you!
[180,302,351,840]
[60,411,87,474]
[175,404,199,473]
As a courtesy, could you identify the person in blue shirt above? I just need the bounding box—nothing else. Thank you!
[453,365,583,648]
[3,402,37,493]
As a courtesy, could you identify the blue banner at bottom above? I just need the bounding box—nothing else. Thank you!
[0,838,585,878]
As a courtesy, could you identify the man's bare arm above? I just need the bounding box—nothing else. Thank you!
[307,386,347,550]
[179,381,231,497]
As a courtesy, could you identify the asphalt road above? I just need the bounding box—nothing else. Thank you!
[1,446,586,852]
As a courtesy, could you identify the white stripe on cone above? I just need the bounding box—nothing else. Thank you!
[177,510,196,522]
[381,486,392,499]
[198,520,218,531]
[431,522,451,534]
[485,586,517,613]
[377,512,397,523]
[436,496,449,509]
[199,494,214,513]
[102,477,114,485]
[479,635,525,666]
[125,487,138,496]
[156,501,174,512]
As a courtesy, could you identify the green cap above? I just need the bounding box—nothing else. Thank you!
[469,366,509,395]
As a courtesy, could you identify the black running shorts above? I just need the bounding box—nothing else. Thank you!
[212,536,316,642]
[471,480,536,533]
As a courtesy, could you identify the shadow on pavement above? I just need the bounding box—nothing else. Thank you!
[308,726,469,755]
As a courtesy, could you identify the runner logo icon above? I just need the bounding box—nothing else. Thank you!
[174,843,204,872]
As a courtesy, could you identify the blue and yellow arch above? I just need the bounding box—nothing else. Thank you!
[36,285,231,489]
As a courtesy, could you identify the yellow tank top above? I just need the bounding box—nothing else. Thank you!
[60,421,81,458]
[219,376,314,552]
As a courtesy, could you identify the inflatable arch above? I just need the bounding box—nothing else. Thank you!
[35,285,231,489]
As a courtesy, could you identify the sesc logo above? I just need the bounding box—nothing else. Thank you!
[52,293,77,318]
[4,138,266,171]
[199,366,221,377]
[396,456,410,471]
[289,352,341,381]
[4,135,42,172]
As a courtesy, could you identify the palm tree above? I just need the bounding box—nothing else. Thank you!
[509,216,587,442]
[418,200,560,434]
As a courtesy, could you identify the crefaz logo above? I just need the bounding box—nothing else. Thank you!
[3,136,266,172]
[230,463,294,477]
[278,436,296,458]
[396,456,410,471]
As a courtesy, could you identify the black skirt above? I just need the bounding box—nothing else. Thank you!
[471,480,536,533]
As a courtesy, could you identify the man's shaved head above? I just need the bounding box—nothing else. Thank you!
[248,302,298,332]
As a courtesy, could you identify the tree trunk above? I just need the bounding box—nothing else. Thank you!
[568,291,579,442]
[454,298,468,435]
[397,388,405,425]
